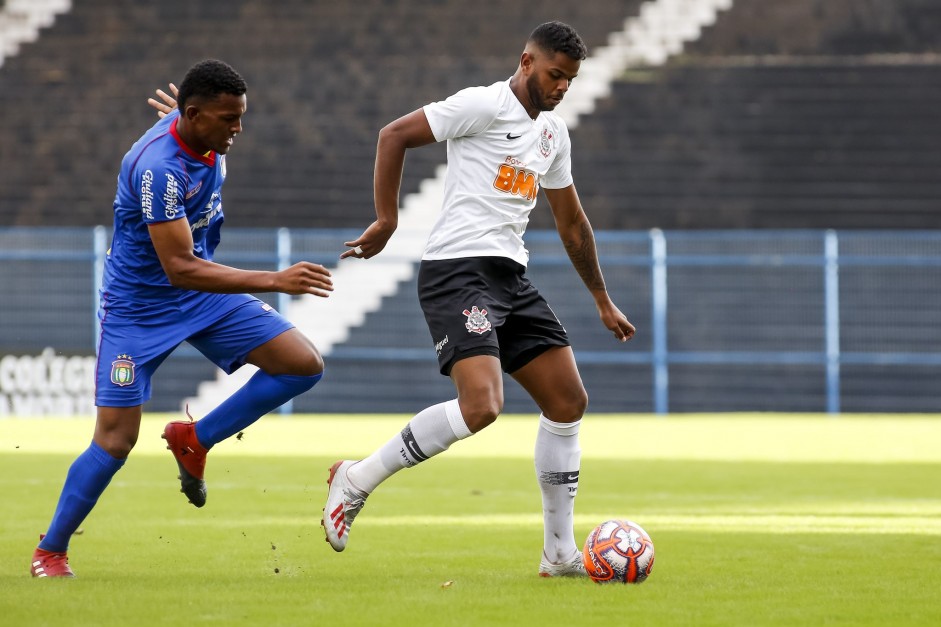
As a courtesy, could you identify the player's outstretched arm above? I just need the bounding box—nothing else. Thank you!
[544,184,635,342]
[342,109,437,260]
[147,83,179,118]
[149,219,333,297]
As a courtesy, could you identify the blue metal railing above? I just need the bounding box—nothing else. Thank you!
[1,227,939,414]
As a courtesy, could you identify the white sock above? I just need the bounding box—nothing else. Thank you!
[535,413,581,563]
[348,399,471,493]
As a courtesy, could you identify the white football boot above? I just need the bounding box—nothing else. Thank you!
[538,549,587,578]
[322,460,368,552]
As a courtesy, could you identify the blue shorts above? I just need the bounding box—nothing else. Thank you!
[95,292,294,407]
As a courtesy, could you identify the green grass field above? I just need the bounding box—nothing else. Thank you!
[2,414,940,626]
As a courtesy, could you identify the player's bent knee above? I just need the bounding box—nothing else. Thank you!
[570,396,589,422]
[298,350,324,377]
[95,434,137,460]
[462,399,502,433]
[275,346,323,377]
[546,389,588,423]
[465,411,498,433]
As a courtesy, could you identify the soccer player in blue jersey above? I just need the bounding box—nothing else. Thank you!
[30,59,333,578]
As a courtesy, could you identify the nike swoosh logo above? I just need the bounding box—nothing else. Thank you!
[506,133,523,140]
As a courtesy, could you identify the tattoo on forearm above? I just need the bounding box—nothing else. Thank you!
[563,221,606,291]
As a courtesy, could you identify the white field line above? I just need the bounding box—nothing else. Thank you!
[168,513,941,535]
[8,415,941,464]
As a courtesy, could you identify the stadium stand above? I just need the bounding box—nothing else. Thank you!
[679,0,941,55]
[1,0,938,231]
[536,60,941,230]
[528,0,941,230]
[1,0,939,414]
[0,0,643,228]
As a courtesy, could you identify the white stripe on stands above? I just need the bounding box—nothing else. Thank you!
[0,0,72,68]
[168,513,941,535]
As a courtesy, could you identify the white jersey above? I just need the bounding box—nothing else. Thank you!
[421,79,573,267]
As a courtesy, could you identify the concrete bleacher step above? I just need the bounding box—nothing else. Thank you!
[556,60,941,231]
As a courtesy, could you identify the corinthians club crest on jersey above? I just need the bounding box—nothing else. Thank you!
[463,306,491,335]
[539,128,553,158]
[110,354,135,387]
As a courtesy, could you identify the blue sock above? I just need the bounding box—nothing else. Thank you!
[40,441,125,552]
[195,371,322,448]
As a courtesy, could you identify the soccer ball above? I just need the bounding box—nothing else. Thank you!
[582,519,655,584]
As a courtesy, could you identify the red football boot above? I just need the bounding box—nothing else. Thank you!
[161,412,208,507]
[31,535,75,578]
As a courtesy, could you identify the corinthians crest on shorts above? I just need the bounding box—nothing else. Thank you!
[463,305,491,334]
[110,354,135,386]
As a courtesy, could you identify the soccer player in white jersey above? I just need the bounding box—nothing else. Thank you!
[323,21,636,577]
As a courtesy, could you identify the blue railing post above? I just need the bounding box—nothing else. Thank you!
[650,228,669,415]
[93,225,107,347]
[824,230,841,414]
[276,227,292,315]
[276,227,293,415]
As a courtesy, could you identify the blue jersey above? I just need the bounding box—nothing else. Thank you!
[103,110,226,314]
[94,112,297,406]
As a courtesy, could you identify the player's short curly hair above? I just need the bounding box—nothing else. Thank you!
[529,21,588,61]
[176,59,247,110]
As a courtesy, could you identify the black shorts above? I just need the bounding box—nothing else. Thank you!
[418,256,570,376]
